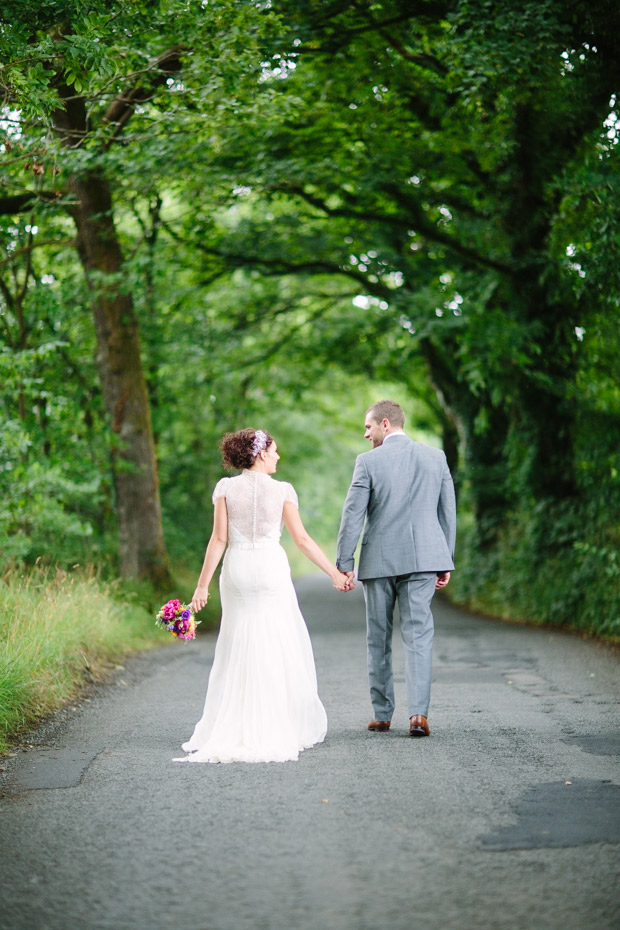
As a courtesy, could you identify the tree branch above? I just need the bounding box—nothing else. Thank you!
[101,45,186,146]
[51,45,186,150]
[0,273,16,346]
[0,272,15,309]
[159,217,394,298]
[270,184,512,276]
[272,183,413,229]
[379,30,448,75]
[16,218,36,308]
[297,0,451,64]
[0,237,76,268]
[0,191,65,215]
[242,301,339,369]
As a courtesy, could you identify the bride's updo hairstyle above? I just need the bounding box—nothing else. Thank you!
[220,428,274,471]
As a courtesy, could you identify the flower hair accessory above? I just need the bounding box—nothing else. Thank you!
[251,429,268,457]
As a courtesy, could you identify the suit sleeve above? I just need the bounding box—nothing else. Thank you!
[437,454,457,561]
[336,455,371,572]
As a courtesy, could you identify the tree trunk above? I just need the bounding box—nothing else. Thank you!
[69,171,169,583]
[421,336,512,547]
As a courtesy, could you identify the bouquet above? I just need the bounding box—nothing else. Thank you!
[155,599,199,641]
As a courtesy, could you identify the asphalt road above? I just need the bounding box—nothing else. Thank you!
[1,577,619,930]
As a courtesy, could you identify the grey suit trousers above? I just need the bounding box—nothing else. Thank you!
[363,571,437,720]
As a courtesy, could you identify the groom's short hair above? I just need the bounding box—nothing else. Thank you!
[366,400,405,428]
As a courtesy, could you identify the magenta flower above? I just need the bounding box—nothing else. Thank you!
[156,599,199,641]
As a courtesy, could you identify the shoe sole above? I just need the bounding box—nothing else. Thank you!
[409,728,429,737]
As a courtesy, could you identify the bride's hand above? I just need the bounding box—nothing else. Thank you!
[191,587,209,613]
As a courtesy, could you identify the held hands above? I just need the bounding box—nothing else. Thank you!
[191,586,210,613]
[333,569,356,592]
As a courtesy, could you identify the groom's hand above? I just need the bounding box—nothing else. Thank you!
[343,571,356,592]
[435,571,451,590]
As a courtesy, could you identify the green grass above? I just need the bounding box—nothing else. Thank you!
[0,568,182,754]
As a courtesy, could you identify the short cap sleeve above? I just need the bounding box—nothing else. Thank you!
[212,477,229,504]
[282,482,298,507]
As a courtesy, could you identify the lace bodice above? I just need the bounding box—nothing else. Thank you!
[212,471,298,545]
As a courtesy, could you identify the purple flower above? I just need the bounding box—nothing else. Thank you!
[180,610,191,621]
[251,430,268,457]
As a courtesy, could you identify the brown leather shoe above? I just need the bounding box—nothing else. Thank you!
[368,719,391,731]
[409,715,430,737]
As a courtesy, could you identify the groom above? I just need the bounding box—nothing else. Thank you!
[336,400,456,737]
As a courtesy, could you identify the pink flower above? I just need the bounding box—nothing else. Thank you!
[156,599,199,641]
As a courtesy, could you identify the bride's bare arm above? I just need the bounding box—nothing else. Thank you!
[191,497,228,612]
[283,502,352,591]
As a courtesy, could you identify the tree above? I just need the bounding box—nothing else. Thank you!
[167,0,619,527]
[1,5,182,579]
[0,0,274,580]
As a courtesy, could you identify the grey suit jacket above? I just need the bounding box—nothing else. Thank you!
[336,435,456,580]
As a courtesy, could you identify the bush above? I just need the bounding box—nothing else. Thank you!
[450,492,620,639]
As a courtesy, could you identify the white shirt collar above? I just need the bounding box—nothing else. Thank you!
[383,431,406,442]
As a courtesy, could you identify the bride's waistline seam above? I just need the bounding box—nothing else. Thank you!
[227,541,282,550]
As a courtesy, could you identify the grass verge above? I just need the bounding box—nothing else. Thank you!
[0,566,218,755]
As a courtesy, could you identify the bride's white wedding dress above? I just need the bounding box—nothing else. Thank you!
[174,470,327,764]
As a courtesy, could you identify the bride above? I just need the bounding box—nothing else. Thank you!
[174,428,351,764]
